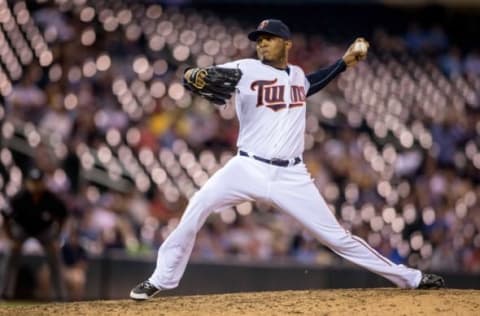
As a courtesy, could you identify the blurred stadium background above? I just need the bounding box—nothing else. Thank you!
[0,0,479,300]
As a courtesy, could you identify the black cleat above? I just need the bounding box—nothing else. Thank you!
[130,280,161,300]
[417,273,445,289]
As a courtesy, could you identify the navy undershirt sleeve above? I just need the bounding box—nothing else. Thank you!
[306,59,347,97]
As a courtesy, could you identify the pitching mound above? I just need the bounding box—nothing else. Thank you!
[1,289,479,315]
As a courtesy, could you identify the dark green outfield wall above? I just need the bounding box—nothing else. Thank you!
[4,254,479,300]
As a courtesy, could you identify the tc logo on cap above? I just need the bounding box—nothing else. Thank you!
[248,19,291,41]
[259,20,269,30]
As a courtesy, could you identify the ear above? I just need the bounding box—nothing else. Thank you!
[285,40,292,50]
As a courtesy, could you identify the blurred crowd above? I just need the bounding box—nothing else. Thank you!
[0,0,480,299]
[374,23,480,78]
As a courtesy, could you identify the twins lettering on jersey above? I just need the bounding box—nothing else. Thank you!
[251,79,306,111]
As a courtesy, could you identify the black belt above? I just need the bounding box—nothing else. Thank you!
[239,150,301,167]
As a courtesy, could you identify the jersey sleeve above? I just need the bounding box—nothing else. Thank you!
[303,71,311,93]
[216,59,245,69]
[306,59,346,97]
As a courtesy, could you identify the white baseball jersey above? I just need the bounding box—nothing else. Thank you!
[219,59,310,159]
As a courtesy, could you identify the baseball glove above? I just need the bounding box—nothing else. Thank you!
[184,66,242,105]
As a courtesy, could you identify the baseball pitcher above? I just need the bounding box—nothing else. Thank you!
[130,19,445,300]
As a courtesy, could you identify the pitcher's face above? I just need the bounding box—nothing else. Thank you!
[256,34,291,64]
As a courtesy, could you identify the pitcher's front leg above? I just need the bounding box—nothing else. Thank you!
[148,187,223,289]
[130,156,263,300]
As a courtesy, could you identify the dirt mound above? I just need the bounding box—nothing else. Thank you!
[1,289,479,315]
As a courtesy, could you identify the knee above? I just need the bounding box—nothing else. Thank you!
[190,184,224,210]
[318,229,351,249]
[188,193,207,211]
[173,223,197,241]
[172,186,224,240]
[182,189,218,222]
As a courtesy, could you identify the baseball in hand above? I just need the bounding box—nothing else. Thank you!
[343,38,369,66]
[354,41,368,54]
[353,39,369,60]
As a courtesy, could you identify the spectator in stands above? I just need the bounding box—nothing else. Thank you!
[6,64,46,124]
[439,47,463,77]
[422,25,449,54]
[0,168,68,301]
[463,49,480,76]
[38,85,74,140]
[404,23,425,54]
[430,113,467,168]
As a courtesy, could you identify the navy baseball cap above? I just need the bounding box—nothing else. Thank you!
[248,19,291,41]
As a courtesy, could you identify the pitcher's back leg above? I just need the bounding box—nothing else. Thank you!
[273,167,422,288]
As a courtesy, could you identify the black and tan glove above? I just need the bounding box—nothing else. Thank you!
[184,66,242,105]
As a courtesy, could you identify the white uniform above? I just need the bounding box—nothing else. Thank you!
[148,58,422,290]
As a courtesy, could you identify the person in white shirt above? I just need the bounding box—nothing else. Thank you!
[130,19,445,300]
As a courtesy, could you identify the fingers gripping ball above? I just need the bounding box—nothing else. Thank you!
[184,67,243,105]
[343,37,370,67]
[352,38,369,61]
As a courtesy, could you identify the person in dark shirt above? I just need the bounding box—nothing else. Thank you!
[61,226,88,300]
[0,168,68,301]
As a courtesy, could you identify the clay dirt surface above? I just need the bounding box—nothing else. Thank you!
[1,288,479,315]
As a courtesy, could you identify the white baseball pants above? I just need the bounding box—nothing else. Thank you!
[148,155,422,289]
